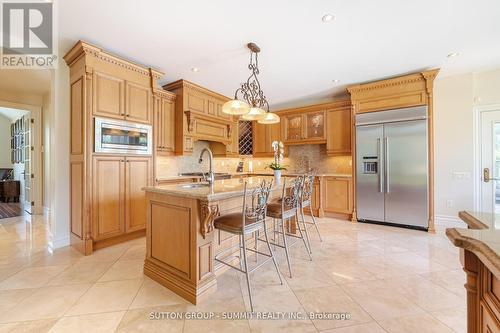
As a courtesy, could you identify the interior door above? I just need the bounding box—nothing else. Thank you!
[480,110,500,214]
[356,124,384,221]
[23,115,32,214]
[384,120,428,228]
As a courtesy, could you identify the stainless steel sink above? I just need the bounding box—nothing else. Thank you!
[179,183,211,189]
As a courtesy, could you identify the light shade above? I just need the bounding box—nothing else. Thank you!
[257,112,280,124]
[222,99,250,115]
[241,107,266,121]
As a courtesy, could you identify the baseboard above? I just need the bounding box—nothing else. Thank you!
[50,235,70,249]
[43,206,50,219]
[434,214,466,228]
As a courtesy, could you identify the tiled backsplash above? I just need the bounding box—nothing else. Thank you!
[156,141,352,179]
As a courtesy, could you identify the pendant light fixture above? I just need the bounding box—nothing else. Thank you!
[222,42,279,124]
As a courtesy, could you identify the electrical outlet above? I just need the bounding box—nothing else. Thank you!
[446,200,454,208]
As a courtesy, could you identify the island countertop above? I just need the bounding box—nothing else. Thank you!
[143,176,287,201]
[446,211,500,277]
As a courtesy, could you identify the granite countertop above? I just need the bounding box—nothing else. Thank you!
[156,172,352,182]
[144,176,291,201]
[240,172,352,178]
[446,211,500,277]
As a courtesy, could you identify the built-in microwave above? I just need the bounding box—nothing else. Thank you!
[94,117,152,155]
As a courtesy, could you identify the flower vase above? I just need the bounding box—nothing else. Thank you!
[274,170,282,184]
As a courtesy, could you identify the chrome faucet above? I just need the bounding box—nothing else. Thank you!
[198,148,215,184]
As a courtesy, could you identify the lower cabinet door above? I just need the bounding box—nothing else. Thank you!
[125,157,151,232]
[323,177,352,214]
[93,156,125,240]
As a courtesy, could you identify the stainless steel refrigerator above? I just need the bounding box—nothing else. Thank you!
[355,106,429,230]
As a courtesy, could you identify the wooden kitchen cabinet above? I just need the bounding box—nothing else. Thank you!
[323,176,352,215]
[125,81,151,124]
[65,40,161,255]
[283,114,303,142]
[253,121,281,157]
[305,111,326,140]
[163,80,233,155]
[92,156,125,240]
[93,71,125,119]
[125,157,152,232]
[326,103,352,156]
[279,107,327,145]
[93,155,152,240]
[93,71,152,124]
[154,89,176,155]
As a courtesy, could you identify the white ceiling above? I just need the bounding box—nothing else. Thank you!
[59,0,500,109]
[0,107,29,121]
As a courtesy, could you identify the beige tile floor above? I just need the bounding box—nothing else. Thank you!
[0,214,466,333]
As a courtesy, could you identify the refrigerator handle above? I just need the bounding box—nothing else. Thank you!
[385,137,390,193]
[377,138,384,193]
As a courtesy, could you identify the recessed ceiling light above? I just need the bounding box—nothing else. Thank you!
[332,79,340,83]
[447,52,460,58]
[322,14,334,23]
[190,67,199,72]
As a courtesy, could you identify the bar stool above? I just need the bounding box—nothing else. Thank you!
[266,177,312,278]
[213,179,282,312]
[299,173,323,254]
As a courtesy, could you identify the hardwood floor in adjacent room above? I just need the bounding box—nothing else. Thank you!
[0,203,22,219]
[0,214,466,333]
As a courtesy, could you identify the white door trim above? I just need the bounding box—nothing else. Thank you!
[473,103,500,212]
[0,99,43,215]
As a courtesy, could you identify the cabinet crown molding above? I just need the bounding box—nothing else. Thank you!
[63,40,164,80]
[276,99,351,115]
[153,88,176,101]
[347,69,440,96]
[163,79,230,102]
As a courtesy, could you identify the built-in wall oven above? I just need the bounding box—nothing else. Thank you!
[94,117,152,155]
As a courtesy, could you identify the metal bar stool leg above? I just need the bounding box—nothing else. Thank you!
[254,230,259,262]
[280,217,293,278]
[300,206,313,254]
[241,232,253,312]
[262,220,283,285]
[310,211,323,242]
[296,211,313,261]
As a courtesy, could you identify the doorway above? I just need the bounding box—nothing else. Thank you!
[477,107,500,214]
[0,102,42,218]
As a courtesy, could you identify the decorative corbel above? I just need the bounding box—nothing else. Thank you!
[185,111,195,133]
[199,201,219,238]
[227,124,232,138]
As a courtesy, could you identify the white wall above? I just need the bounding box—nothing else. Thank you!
[434,68,500,222]
[42,93,52,214]
[47,53,70,248]
[0,114,12,169]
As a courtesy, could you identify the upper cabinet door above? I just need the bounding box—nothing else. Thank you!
[252,121,268,156]
[304,111,326,140]
[326,108,351,155]
[284,115,303,142]
[125,82,151,124]
[94,72,125,119]
[162,99,175,153]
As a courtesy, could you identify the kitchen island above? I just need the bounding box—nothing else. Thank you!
[447,211,500,333]
[142,176,288,304]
